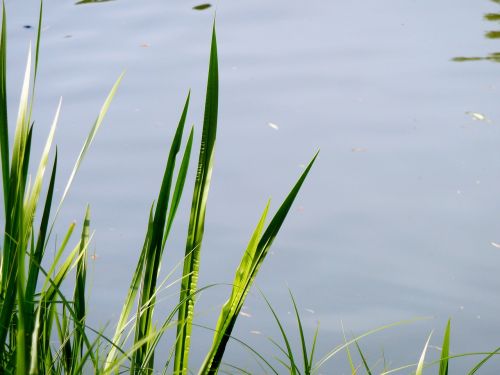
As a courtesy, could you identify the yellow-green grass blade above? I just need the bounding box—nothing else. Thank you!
[28,302,42,375]
[0,43,33,363]
[175,23,218,375]
[342,324,357,375]
[467,347,500,374]
[10,45,31,183]
[313,317,431,372]
[23,98,60,247]
[439,319,450,375]
[132,91,190,373]
[54,71,124,217]
[25,151,57,312]
[200,152,318,374]
[199,202,269,374]
[104,205,154,369]
[415,332,432,375]
[308,322,319,371]
[0,3,9,210]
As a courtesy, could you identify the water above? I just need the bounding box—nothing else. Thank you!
[4,0,500,373]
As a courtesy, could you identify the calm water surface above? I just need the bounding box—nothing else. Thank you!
[5,0,500,373]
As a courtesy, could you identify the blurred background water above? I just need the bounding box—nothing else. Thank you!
[4,0,500,373]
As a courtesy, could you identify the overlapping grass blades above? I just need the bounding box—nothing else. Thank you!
[0,2,123,371]
[199,152,318,374]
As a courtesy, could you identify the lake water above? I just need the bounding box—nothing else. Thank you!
[4,0,500,373]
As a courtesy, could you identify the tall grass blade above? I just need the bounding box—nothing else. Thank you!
[175,23,218,375]
[55,71,124,217]
[131,92,190,373]
[439,319,450,375]
[72,205,90,369]
[0,3,9,209]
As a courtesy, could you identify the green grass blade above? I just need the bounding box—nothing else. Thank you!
[313,317,430,372]
[72,205,90,369]
[26,151,57,306]
[54,71,124,217]
[289,291,309,374]
[199,202,269,374]
[439,319,450,375]
[467,347,500,374]
[104,205,154,369]
[0,3,9,211]
[261,292,299,375]
[132,91,189,373]
[200,152,318,374]
[163,125,194,246]
[175,23,218,375]
[342,324,356,375]
[354,340,372,375]
[308,322,319,371]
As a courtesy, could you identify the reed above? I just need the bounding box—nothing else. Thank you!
[0,3,498,374]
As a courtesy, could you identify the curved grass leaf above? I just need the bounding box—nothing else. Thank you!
[200,152,318,374]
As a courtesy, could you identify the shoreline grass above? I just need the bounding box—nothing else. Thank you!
[0,3,499,374]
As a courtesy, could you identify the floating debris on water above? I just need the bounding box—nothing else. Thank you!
[23,25,32,29]
[305,308,315,314]
[465,111,492,123]
[239,311,252,318]
[140,43,151,48]
[250,330,262,335]
[193,3,212,11]
[268,122,279,130]
[490,242,500,249]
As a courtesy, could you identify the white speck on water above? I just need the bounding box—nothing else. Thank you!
[305,308,315,314]
[465,111,491,123]
[240,311,252,318]
[250,330,262,335]
[490,242,500,249]
[268,122,279,130]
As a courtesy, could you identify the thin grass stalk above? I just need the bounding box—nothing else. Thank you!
[175,23,218,375]
[0,3,9,210]
[131,93,190,374]
[439,319,450,375]
[72,206,90,370]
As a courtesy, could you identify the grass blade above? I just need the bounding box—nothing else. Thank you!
[175,22,218,375]
[416,332,432,375]
[0,3,9,210]
[439,319,450,375]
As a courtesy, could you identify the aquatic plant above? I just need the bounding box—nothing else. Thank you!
[0,3,318,374]
[1,2,500,374]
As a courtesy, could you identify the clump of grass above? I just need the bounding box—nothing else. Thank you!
[0,3,318,374]
[2,3,500,374]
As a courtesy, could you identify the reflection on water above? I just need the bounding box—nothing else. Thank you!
[75,0,115,4]
[454,0,500,62]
